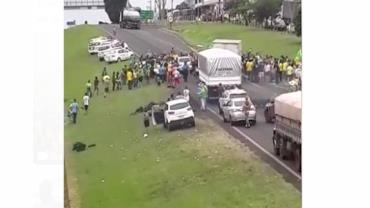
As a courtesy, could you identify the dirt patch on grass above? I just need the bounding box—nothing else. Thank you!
[65,143,81,208]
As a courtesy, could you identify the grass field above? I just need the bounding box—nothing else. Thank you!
[173,23,301,58]
[64,25,301,208]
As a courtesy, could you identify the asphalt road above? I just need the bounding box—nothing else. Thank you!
[100,24,301,190]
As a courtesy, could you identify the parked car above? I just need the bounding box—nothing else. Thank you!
[88,39,119,54]
[89,36,111,44]
[104,48,134,63]
[163,98,195,131]
[97,46,123,61]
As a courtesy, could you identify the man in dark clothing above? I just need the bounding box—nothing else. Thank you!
[217,83,225,98]
[182,62,189,82]
[93,76,99,96]
[112,72,116,91]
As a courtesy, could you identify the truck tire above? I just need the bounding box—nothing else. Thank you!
[295,147,301,172]
[272,135,280,155]
[280,138,288,160]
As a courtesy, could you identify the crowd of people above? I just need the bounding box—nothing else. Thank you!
[241,49,302,90]
[67,47,302,125]
[67,48,198,124]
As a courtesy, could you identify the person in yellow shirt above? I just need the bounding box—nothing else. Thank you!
[246,59,254,81]
[286,63,294,81]
[281,60,288,82]
[278,60,283,83]
[126,69,133,90]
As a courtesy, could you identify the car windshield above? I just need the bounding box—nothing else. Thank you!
[233,100,245,107]
[230,93,246,99]
[170,102,189,110]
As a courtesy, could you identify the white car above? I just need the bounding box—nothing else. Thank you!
[89,36,111,44]
[88,39,120,54]
[104,48,134,63]
[163,98,195,131]
[219,88,256,125]
[220,97,256,126]
[97,46,122,61]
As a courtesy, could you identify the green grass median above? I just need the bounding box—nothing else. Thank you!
[64,25,301,208]
[173,23,301,58]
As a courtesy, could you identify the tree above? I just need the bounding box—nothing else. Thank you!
[155,0,167,20]
[251,0,281,23]
[294,5,301,37]
[104,0,128,23]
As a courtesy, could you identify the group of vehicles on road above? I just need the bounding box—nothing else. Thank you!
[195,39,301,172]
[87,36,134,63]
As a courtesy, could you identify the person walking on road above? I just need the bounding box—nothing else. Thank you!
[69,99,79,124]
[93,76,99,96]
[183,86,190,102]
[182,62,189,82]
[243,97,251,128]
[82,93,89,114]
[199,83,208,111]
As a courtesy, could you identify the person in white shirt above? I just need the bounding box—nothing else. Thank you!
[82,93,89,113]
[264,62,271,82]
[183,86,190,102]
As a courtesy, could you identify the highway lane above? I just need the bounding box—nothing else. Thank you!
[100,24,301,189]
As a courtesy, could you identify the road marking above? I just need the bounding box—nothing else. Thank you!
[207,107,302,180]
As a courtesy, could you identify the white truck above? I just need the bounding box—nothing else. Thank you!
[212,39,242,56]
[197,48,242,100]
[272,91,301,172]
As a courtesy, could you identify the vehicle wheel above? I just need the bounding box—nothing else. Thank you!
[280,138,288,160]
[168,123,173,131]
[223,114,228,123]
[294,147,301,172]
[190,118,195,127]
[229,116,234,126]
[272,135,280,155]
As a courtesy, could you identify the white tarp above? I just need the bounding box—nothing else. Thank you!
[198,48,241,78]
[274,91,301,121]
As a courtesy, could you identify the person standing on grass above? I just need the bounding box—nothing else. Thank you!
[133,69,138,88]
[120,69,126,87]
[103,75,110,98]
[282,59,288,82]
[112,72,116,91]
[127,69,133,90]
[143,111,150,138]
[86,80,92,97]
[69,99,79,124]
[101,66,107,79]
[93,76,99,96]
[183,86,190,102]
[82,93,89,114]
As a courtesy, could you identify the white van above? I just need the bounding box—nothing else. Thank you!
[88,39,120,54]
